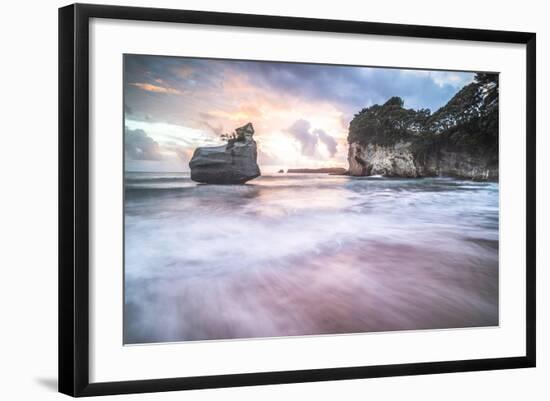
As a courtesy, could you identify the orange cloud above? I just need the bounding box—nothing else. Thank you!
[130,82,184,95]
[207,103,263,122]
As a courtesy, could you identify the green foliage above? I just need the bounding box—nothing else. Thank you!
[474,72,499,86]
[220,129,245,144]
[348,74,499,157]
[349,97,430,145]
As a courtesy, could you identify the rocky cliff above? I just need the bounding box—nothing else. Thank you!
[189,122,261,184]
[347,73,499,180]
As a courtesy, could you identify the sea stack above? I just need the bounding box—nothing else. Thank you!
[189,122,261,184]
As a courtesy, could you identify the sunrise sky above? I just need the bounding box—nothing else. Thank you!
[124,55,474,173]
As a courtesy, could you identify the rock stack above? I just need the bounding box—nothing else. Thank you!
[189,122,261,184]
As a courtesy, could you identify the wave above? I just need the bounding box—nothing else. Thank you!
[123,175,499,342]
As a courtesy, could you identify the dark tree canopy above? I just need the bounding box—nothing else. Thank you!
[349,97,430,146]
[348,72,499,157]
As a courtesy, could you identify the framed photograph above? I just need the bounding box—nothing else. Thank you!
[58,3,536,397]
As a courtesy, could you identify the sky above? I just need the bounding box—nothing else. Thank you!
[124,55,474,173]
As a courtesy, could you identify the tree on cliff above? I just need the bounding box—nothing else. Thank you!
[348,97,430,146]
[348,71,498,154]
[221,130,245,143]
[220,122,255,144]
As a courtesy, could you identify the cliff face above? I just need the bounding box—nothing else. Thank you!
[347,73,499,180]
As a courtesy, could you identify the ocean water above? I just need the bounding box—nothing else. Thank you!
[124,172,499,344]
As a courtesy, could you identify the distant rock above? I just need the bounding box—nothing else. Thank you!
[278,169,285,173]
[347,73,499,180]
[287,167,348,175]
[189,122,261,184]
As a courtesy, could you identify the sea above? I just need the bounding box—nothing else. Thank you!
[124,172,499,344]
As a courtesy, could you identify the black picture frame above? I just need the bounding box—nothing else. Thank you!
[59,3,536,397]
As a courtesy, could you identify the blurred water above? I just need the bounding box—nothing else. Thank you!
[124,172,499,344]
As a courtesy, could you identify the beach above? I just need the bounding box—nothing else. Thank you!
[124,172,499,344]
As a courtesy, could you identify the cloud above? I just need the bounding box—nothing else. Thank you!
[163,142,193,162]
[195,112,224,137]
[227,61,475,113]
[175,65,194,79]
[314,129,337,157]
[286,119,318,157]
[124,55,475,130]
[129,82,184,95]
[401,70,474,89]
[125,127,163,160]
[258,147,280,166]
[124,126,194,171]
[123,54,478,172]
[202,121,224,136]
[286,120,338,158]
[125,55,474,125]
